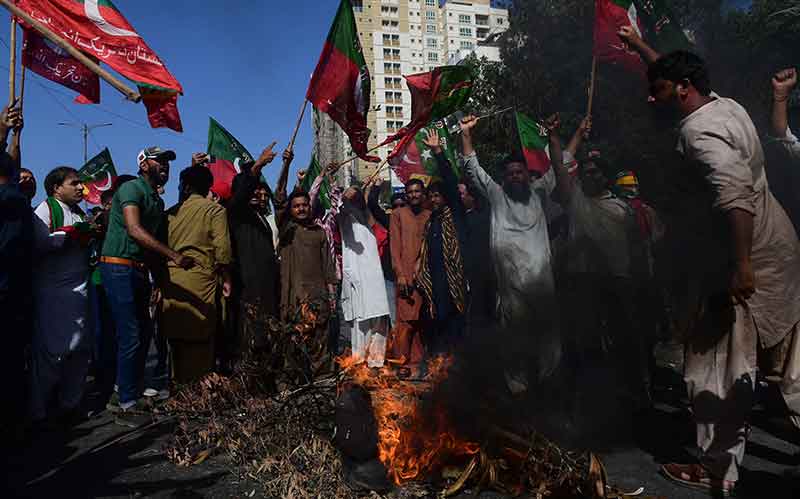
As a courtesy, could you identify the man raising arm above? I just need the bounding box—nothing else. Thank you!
[771,68,800,159]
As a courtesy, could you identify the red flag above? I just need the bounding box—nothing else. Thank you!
[594,0,646,73]
[140,86,182,132]
[206,160,237,201]
[21,28,99,103]
[16,0,183,127]
[307,0,378,162]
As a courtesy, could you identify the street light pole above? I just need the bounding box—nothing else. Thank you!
[58,122,113,163]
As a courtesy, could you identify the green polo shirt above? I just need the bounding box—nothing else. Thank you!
[102,176,165,262]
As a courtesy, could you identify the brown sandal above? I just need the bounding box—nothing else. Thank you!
[661,463,734,496]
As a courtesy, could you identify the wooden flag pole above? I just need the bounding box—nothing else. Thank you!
[288,99,308,150]
[587,56,598,117]
[19,64,25,113]
[0,0,141,102]
[9,17,16,107]
[330,138,397,174]
[362,156,391,186]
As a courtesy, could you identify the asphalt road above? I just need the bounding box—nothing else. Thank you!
[2,345,799,498]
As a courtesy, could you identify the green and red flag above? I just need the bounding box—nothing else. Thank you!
[78,147,117,205]
[389,119,460,185]
[307,0,377,162]
[206,117,256,201]
[16,0,184,130]
[594,0,646,73]
[301,155,331,210]
[633,0,690,54]
[515,112,551,175]
[385,66,473,145]
[516,113,550,175]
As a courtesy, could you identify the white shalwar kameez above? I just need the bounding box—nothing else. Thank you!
[677,97,800,483]
[463,152,561,378]
[30,199,91,420]
[338,208,391,368]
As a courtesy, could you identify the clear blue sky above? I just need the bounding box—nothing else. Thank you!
[1,1,341,206]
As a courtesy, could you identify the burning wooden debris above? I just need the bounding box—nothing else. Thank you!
[164,303,645,498]
[337,357,612,498]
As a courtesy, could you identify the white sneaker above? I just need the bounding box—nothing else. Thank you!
[143,388,170,400]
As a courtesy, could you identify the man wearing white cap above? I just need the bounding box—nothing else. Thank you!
[100,146,194,427]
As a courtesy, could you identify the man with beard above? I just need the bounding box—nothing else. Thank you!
[390,178,431,377]
[101,147,195,426]
[30,167,93,425]
[626,43,800,493]
[460,115,560,381]
[416,129,467,356]
[771,67,799,159]
[337,186,391,369]
[547,115,652,410]
[227,143,289,364]
[279,191,337,380]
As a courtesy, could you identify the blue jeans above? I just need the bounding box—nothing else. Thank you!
[89,280,117,398]
[100,263,152,405]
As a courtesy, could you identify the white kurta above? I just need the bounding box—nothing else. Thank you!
[30,199,91,419]
[463,153,560,378]
[338,208,390,367]
[677,96,800,482]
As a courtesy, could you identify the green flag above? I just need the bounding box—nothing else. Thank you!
[301,155,331,210]
[78,148,117,205]
[206,117,259,200]
[207,117,255,168]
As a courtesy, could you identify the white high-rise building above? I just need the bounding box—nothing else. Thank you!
[320,0,509,184]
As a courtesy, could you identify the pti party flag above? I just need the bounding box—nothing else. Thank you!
[385,66,474,146]
[515,112,551,175]
[307,0,378,162]
[21,28,100,104]
[78,148,116,205]
[594,0,646,73]
[390,119,460,185]
[301,155,331,210]
[206,117,256,201]
[633,0,690,54]
[16,0,184,130]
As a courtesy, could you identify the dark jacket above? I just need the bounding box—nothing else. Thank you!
[227,173,279,313]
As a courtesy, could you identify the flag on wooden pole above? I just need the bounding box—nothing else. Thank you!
[307,0,378,161]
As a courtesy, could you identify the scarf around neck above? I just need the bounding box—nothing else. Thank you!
[417,205,466,318]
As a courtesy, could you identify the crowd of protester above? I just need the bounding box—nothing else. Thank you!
[1,40,799,495]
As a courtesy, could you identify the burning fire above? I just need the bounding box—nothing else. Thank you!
[338,355,479,485]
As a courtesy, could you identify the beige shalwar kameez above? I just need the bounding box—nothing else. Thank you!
[677,96,800,482]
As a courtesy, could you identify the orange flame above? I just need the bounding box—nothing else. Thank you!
[338,355,479,485]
